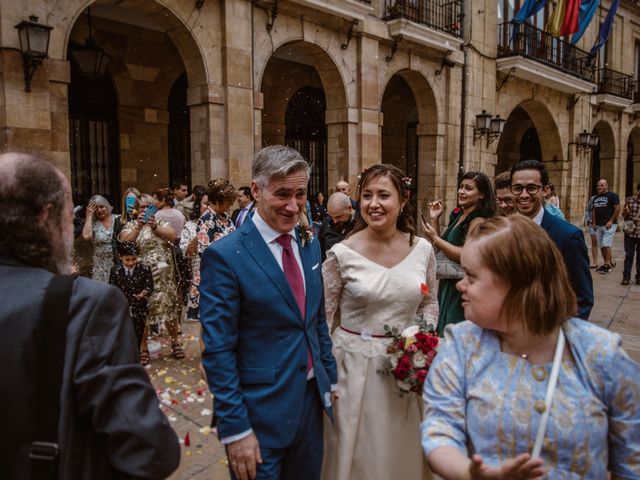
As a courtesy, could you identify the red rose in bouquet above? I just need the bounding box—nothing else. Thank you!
[383,321,440,396]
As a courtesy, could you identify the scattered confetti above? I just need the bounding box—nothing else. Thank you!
[200,408,212,416]
[184,433,191,447]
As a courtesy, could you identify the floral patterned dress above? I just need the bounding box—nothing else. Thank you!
[180,220,201,321]
[121,220,180,328]
[91,214,117,283]
[196,209,235,256]
[422,319,640,478]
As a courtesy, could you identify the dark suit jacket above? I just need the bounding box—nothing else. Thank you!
[231,202,256,228]
[199,218,337,448]
[540,211,594,320]
[0,258,179,479]
[109,263,154,316]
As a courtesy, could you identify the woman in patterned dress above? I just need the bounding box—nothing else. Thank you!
[422,215,640,478]
[119,194,183,364]
[81,194,117,282]
[179,185,208,321]
[196,179,236,257]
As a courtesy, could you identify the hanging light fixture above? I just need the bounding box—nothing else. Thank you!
[15,15,53,92]
[570,130,599,154]
[70,7,110,77]
[473,110,505,146]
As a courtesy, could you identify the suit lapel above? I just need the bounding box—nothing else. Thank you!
[296,229,315,324]
[241,220,304,323]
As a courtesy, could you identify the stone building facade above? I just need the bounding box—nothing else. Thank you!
[1,0,639,222]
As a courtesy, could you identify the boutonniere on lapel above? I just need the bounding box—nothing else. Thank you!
[298,221,314,247]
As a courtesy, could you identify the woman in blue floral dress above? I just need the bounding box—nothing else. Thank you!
[422,215,640,479]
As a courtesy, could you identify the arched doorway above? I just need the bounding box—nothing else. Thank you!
[66,2,207,206]
[381,74,419,214]
[496,106,543,174]
[285,87,327,196]
[259,41,347,195]
[627,127,640,197]
[168,72,191,189]
[591,121,616,194]
[68,60,119,208]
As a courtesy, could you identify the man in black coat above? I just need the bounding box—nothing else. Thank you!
[320,192,356,259]
[0,152,179,479]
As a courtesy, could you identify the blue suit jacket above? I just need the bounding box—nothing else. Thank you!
[540,210,594,320]
[199,218,337,448]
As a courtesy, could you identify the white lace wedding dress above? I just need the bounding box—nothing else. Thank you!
[321,238,438,480]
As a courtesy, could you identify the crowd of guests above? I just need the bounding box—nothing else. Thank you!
[6,146,639,479]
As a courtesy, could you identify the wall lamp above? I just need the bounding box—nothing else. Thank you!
[570,130,599,153]
[15,16,53,92]
[473,110,505,146]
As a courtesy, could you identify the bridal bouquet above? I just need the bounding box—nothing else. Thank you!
[383,315,440,396]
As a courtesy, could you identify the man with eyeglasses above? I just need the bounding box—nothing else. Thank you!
[510,160,593,320]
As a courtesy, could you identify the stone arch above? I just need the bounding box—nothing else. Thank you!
[259,40,348,191]
[591,120,616,194]
[63,1,212,197]
[52,0,208,86]
[627,126,640,197]
[380,68,438,214]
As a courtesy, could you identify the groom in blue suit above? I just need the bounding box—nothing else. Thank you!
[200,145,337,480]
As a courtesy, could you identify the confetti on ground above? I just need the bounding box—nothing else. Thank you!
[199,426,211,436]
[184,433,191,447]
[164,376,175,384]
[200,408,212,416]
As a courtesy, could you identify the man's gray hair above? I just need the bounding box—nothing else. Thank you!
[327,192,352,212]
[252,145,310,188]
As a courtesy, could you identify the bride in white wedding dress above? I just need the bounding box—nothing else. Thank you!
[321,164,438,480]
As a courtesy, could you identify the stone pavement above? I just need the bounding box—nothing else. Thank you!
[149,231,639,480]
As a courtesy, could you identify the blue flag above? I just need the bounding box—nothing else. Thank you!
[511,0,548,24]
[589,0,620,56]
[571,0,600,44]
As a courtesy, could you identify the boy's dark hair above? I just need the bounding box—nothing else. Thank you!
[118,241,138,257]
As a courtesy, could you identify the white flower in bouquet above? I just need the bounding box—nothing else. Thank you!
[401,325,420,338]
[390,352,402,368]
[413,351,426,368]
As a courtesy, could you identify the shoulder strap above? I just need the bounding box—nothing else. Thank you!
[30,274,76,479]
[531,329,565,459]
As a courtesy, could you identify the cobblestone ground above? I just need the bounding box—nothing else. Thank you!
[149,232,639,480]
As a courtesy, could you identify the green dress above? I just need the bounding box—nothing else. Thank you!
[436,209,483,336]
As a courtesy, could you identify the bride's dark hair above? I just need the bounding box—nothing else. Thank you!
[347,164,416,245]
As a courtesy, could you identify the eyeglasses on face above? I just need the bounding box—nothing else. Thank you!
[510,184,542,195]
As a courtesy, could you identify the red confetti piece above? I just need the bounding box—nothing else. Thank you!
[420,283,429,296]
[184,433,191,447]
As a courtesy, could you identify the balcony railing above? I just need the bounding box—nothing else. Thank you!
[596,68,632,99]
[383,0,463,38]
[498,22,595,83]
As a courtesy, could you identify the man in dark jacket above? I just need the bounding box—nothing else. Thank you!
[0,152,180,479]
[320,192,356,259]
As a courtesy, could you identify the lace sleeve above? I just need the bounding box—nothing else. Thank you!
[322,249,344,332]
[417,242,439,328]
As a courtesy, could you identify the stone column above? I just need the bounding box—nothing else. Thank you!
[221,0,255,186]
[187,83,226,186]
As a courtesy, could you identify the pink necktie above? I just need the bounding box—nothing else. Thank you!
[276,234,312,373]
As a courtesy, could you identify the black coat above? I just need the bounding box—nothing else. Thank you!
[109,263,154,317]
[0,258,179,479]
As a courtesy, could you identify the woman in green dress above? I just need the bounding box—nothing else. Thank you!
[422,172,497,335]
